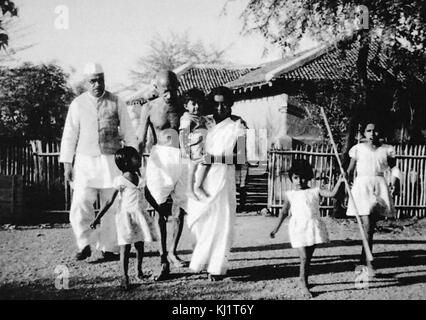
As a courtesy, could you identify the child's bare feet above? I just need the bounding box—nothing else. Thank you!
[195,186,209,199]
[298,278,313,299]
[153,262,170,281]
[121,275,130,290]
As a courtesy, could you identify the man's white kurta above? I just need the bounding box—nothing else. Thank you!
[59,91,137,251]
[60,91,137,188]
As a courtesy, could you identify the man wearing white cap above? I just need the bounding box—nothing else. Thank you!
[59,63,137,261]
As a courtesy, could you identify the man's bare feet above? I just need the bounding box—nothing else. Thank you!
[168,254,188,268]
[208,273,224,281]
[101,251,119,262]
[298,278,313,299]
[153,262,170,281]
[75,245,91,261]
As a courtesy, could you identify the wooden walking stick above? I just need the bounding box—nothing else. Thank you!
[320,107,373,262]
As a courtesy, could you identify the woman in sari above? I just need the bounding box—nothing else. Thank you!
[186,86,247,281]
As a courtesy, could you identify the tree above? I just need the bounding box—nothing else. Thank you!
[0,63,75,139]
[0,0,18,50]
[130,31,227,86]
[233,0,426,147]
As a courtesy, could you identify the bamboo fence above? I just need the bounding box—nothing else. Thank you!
[268,144,426,218]
[1,139,425,218]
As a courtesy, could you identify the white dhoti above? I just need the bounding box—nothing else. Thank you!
[186,118,245,275]
[145,145,188,211]
[69,154,120,253]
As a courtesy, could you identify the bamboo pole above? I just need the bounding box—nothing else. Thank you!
[413,145,419,215]
[269,150,275,212]
[271,150,275,211]
[400,145,407,218]
[46,142,51,206]
[320,107,373,262]
[420,146,425,217]
[403,145,408,217]
[395,145,401,218]
[408,145,413,217]
[416,145,422,216]
[327,144,334,217]
[405,145,410,217]
[267,150,272,210]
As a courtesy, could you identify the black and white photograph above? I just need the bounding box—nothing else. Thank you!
[1,0,426,305]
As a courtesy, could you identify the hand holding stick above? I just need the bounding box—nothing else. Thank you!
[320,107,373,262]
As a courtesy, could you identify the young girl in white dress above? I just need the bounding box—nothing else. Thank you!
[346,121,400,276]
[91,146,156,290]
[270,159,344,298]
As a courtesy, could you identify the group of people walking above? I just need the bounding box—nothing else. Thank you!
[60,63,247,289]
[59,62,400,296]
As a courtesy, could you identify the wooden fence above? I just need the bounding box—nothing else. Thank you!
[0,139,152,215]
[1,139,425,219]
[0,139,66,213]
[268,144,426,218]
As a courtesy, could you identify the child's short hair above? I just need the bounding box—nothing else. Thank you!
[288,159,314,181]
[182,88,205,107]
[115,146,140,172]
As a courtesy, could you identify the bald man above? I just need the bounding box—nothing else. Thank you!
[60,63,137,261]
[137,70,189,280]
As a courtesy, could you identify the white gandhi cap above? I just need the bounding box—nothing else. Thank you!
[83,62,104,75]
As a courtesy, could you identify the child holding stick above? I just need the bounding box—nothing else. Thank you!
[270,159,344,298]
[90,146,156,290]
[345,121,400,276]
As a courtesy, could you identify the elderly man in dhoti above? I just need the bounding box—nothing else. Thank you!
[59,63,137,261]
[186,86,247,281]
[136,70,189,281]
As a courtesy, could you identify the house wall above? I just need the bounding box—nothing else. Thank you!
[233,94,287,146]
[232,93,322,148]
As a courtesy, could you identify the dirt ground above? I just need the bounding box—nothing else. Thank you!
[1,213,426,300]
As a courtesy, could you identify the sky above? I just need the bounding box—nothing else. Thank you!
[8,0,294,92]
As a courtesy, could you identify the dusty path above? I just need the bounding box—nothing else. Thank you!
[1,214,425,300]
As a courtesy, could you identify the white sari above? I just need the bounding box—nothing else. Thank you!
[186,117,245,275]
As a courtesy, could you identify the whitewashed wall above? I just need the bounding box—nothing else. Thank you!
[232,93,322,148]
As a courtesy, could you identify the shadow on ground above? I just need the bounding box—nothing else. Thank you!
[231,239,426,254]
[0,272,253,300]
[228,245,426,293]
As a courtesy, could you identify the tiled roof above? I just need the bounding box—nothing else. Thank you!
[178,64,252,94]
[127,64,253,104]
[225,49,313,89]
[282,40,387,82]
[227,39,389,90]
